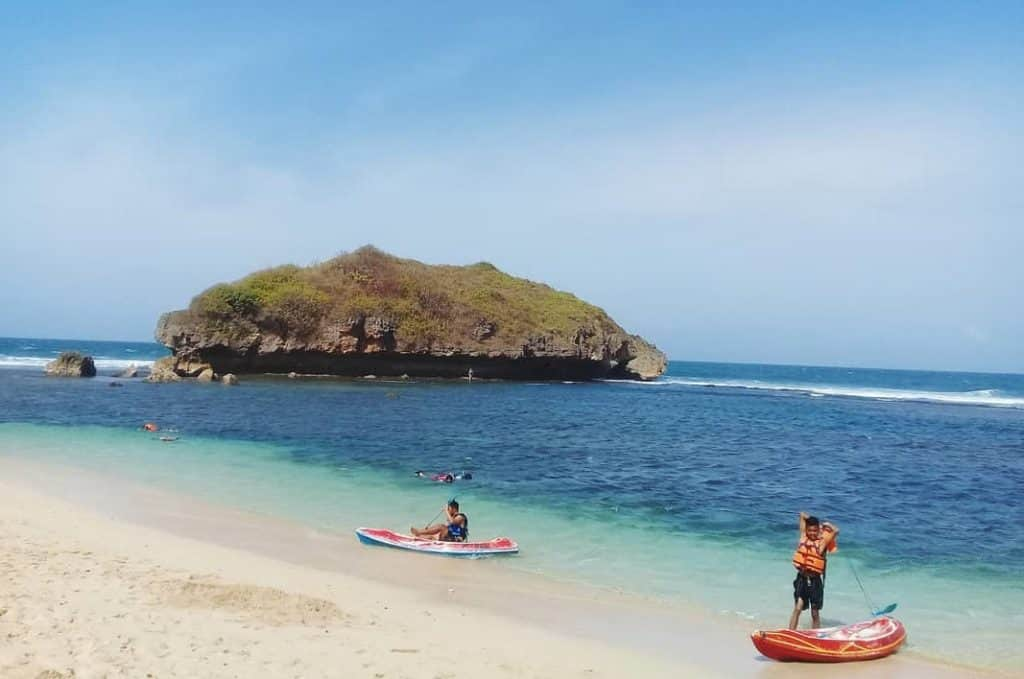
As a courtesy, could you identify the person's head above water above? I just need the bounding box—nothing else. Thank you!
[448,500,460,512]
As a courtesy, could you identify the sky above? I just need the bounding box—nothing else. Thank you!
[1,2,1021,372]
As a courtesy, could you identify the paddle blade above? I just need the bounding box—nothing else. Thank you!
[873,603,898,616]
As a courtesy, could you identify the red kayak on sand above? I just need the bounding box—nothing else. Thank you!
[751,616,906,663]
[355,528,518,557]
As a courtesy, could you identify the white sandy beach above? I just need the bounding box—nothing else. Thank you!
[0,456,987,679]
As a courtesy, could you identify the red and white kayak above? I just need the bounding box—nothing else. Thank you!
[751,616,906,663]
[355,528,519,557]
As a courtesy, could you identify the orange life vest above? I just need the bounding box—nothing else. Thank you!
[792,526,837,575]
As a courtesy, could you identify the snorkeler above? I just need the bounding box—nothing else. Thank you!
[414,470,473,483]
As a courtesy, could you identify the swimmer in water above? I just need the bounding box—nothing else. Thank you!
[414,470,472,483]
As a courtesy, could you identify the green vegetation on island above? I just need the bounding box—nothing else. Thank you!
[188,246,618,349]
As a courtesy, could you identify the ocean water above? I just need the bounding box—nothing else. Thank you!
[1,337,1022,672]
[0,337,168,370]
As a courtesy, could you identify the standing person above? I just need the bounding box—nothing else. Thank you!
[789,512,839,630]
[411,500,469,542]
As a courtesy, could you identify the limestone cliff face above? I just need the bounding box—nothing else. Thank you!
[154,247,667,381]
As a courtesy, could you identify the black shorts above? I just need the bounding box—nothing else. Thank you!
[793,573,824,610]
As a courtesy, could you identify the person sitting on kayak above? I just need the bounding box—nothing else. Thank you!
[410,500,469,542]
[789,512,839,630]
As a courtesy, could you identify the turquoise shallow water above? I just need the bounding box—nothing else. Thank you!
[1,342,1023,671]
[1,421,1021,671]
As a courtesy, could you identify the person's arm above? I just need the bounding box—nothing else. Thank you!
[798,512,808,540]
[822,521,839,544]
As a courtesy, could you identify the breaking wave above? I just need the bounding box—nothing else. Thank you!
[620,378,1024,409]
[0,355,155,370]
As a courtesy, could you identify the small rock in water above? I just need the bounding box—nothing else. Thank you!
[363,374,377,380]
[117,364,139,378]
[288,372,298,379]
[45,352,97,378]
[221,373,239,386]
[196,368,215,382]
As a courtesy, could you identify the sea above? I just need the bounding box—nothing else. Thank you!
[1,336,1022,673]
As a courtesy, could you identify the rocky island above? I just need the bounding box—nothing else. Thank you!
[155,247,667,381]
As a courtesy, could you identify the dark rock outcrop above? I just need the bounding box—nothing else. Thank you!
[154,247,667,381]
[45,352,97,377]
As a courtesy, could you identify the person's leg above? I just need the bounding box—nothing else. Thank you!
[809,575,824,628]
[789,575,807,629]
[788,599,804,630]
[411,523,447,538]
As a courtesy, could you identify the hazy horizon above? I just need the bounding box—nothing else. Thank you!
[2,324,1022,377]
[2,4,1021,373]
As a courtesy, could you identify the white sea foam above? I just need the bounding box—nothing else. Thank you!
[0,356,51,367]
[607,377,1024,408]
[0,355,155,370]
[94,358,156,369]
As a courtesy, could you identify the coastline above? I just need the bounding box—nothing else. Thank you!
[0,454,987,678]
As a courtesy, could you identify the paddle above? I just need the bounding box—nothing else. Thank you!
[847,559,898,616]
[422,495,457,529]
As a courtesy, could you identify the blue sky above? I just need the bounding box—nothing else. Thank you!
[1,2,1021,372]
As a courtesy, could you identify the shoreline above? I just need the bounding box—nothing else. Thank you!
[0,454,988,678]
